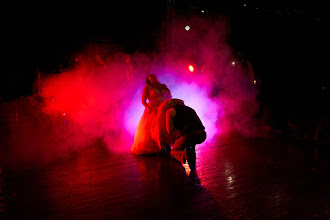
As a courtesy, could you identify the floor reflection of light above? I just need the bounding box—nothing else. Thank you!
[227,176,233,184]
[224,162,237,197]
[225,162,233,176]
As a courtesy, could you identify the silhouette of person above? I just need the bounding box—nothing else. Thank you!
[123,54,133,80]
[233,50,257,86]
[166,103,206,170]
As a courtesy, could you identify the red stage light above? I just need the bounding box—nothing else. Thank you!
[188,65,194,72]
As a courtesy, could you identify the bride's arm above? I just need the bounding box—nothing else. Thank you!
[142,85,152,112]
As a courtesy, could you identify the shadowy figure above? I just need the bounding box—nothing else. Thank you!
[233,50,257,86]
[123,54,133,80]
[166,103,206,171]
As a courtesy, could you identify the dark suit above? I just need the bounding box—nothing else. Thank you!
[166,105,206,164]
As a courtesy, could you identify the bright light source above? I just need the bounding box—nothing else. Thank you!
[185,26,190,31]
[244,4,247,6]
[254,80,257,84]
[201,10,205,13]
[231,61,235,66]
[63,113,66,116]
[188,65,194,72]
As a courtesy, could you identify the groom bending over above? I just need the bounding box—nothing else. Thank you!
[166,104,206,168]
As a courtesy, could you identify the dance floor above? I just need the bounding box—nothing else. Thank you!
[1,102,330,219]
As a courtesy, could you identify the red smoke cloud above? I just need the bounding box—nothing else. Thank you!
[7,15,260,168]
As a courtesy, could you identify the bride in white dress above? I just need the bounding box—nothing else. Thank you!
[131,74,183,155]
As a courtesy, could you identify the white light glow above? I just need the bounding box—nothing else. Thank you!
[185,26,190,31]
[188,65,194,72]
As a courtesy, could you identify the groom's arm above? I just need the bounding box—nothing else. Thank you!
[166,108,176,134]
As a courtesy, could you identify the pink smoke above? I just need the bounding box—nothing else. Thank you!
[7,15,260,168]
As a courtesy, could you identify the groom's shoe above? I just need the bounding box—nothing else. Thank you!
[160,145,171,156]
[164,144,171,152]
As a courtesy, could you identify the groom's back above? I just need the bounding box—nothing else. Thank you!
[173,105,205,134]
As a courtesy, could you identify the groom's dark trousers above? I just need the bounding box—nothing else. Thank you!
[170,130,206,163]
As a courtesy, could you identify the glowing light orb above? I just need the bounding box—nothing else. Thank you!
[188,65,194,72]
[63,113,66,116]
[231,61,235,66]
[201,10,205,13]
[185,26,190,31]
[253,80,257,85]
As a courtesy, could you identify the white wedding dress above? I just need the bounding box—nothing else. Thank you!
[131,84,184,155]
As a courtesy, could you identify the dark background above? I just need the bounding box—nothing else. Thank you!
[0,0,327,130]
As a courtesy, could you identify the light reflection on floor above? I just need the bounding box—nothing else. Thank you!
[1,101,330,219]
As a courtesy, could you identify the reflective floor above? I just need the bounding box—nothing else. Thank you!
[1,101,330,219]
